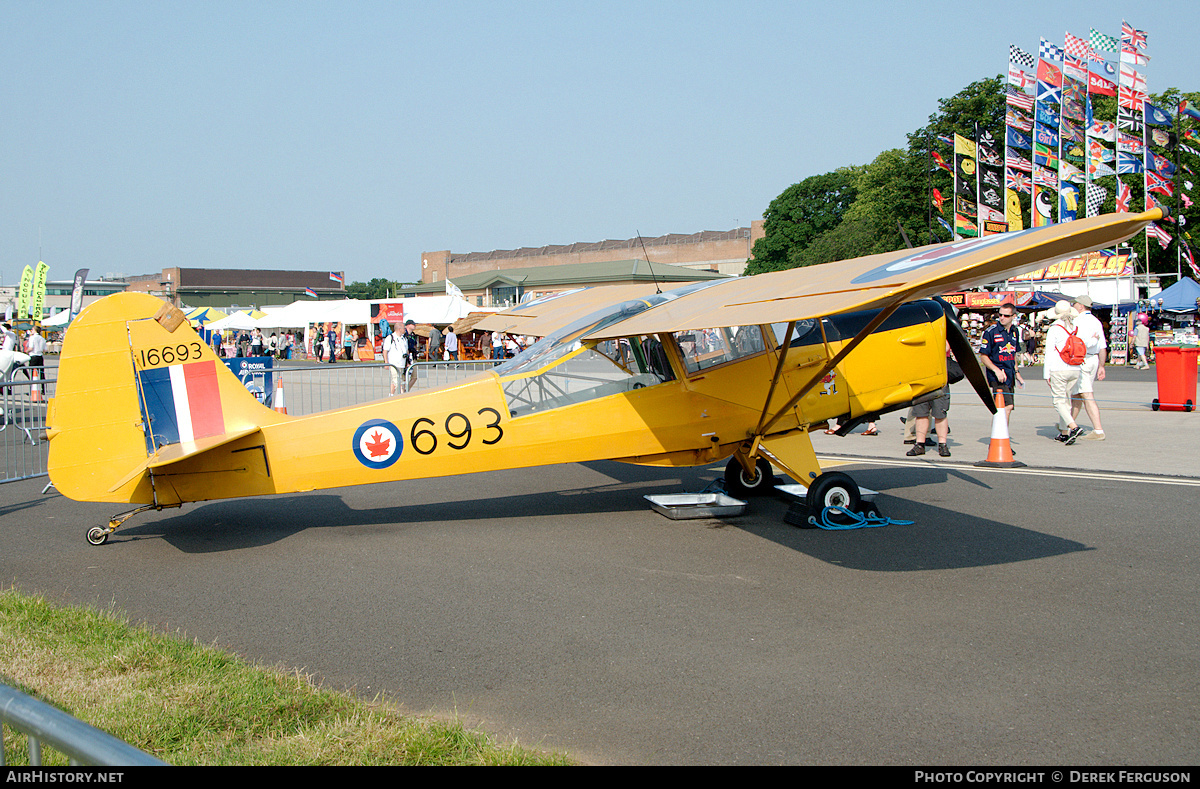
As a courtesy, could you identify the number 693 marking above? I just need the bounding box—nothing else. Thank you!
[410,408,504,455]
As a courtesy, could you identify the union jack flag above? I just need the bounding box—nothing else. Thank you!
[1007,169,1031,194]
[1184,245,1200,279]
[1121,21,1147,51]
[1063,54,1089,82]
[1116,180,1132,213]
[1119,85,1147,111]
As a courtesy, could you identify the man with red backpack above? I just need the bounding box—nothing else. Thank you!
[1069,295,1107,441]
[1041,300,1086,445]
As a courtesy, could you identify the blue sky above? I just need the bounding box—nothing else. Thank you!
[3,1,1198,291]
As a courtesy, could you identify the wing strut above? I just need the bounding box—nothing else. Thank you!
[754,320,796,436]
[755,296,910,438]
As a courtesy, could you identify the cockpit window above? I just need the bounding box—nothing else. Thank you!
[673,325,766,375]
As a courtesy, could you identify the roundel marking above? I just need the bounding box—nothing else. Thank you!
[849,228,1035,285]
[352,418,403,469]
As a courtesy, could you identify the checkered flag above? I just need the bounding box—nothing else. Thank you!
[1010,44,1035,69]
[1090,29,1119,54]
[1040,38,1064,62]
[1085,183,1107,217]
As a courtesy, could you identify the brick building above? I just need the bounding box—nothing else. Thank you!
[123,268,346,309]
[419,223,764,286]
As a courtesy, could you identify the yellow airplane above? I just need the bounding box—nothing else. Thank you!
[47,210,1161,545]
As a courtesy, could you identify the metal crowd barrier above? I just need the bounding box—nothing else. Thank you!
[406,359,501,392]
[1,361,507,483]
[268,363,398,415]
[1,366,53,485]
[0,683,167,766]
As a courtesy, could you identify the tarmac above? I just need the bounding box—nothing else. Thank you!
[809,363,1200,480]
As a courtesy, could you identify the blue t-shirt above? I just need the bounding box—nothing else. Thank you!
[981,323,1019,386]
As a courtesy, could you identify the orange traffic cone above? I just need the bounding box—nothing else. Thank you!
[30,369,43,403]
[273,376,287,414]
[975,389,1024,468]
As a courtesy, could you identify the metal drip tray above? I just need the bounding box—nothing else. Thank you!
[774,484,878,502]
[644,493,748,519]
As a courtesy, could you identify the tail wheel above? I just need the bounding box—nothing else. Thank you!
[805,472,861,513]
[724,456,776,498]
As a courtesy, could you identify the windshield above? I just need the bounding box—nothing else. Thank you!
[494,279,725,378]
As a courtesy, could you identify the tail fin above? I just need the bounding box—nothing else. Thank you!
[47,293,284,504]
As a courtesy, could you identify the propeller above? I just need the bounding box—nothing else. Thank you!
[933,297,997,415]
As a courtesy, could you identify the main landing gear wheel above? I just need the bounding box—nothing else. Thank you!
[724,456,776,498]
[805,471,861,513]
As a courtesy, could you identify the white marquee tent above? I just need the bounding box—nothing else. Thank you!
[252,296,482,331]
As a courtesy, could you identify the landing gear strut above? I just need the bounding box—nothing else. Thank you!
[86,503,181,545]
[724,455,776,498]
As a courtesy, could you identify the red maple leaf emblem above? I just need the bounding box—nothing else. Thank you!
[365,430,391,458]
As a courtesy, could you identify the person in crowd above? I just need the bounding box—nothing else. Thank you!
[1041,300,1085,445]
[382,322,408,395]
[23,327,47,380]
[1070,296,1106,441]
[427,324,442,361]
[980,304,1025,431]
[907,344,954,458]
[1134,314,1151,369]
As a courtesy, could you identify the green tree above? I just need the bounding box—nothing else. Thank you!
[789,148,927,268]
[744,166,863,274]
[346,278,403,299]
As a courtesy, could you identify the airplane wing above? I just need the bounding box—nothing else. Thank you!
[473,282,685,337]
[579,210,1161,340]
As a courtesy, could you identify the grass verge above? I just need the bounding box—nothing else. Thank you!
[0,588,572,765]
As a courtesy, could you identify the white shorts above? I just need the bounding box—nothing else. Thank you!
[1071,355,1099,395]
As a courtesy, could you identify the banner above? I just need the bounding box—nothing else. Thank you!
[30,261,49,322]
[16,265,33,321]
[70,268,90,318]
[1006,250,1135,281]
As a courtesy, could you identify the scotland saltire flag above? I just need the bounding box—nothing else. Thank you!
[137,360,226,451]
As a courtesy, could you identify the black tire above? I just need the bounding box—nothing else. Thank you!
[1152,398,1160,411]
[805,472,861,513]
[86,527,108,546]
[1187,400,1194,413]
[724,456,775,498]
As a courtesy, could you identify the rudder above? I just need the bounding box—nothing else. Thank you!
[47,293,282,504]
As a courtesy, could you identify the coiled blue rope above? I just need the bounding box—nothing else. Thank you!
[810,506,914,530]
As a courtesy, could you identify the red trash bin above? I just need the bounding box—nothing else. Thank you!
[1151,346,1200,412]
